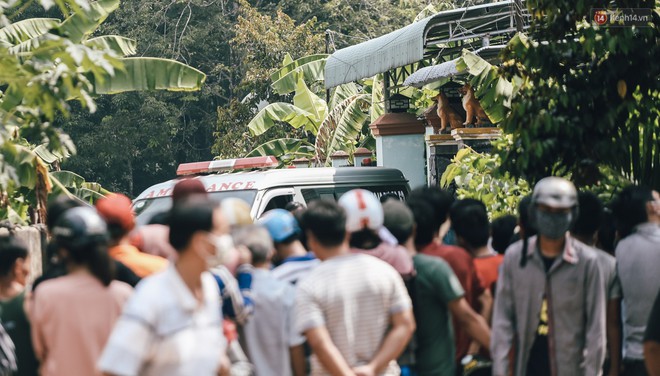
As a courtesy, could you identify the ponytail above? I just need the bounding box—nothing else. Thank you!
[86,244,115,286]
[65,240,115,287]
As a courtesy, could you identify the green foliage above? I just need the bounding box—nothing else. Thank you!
[441,146,531,219]
[497,1,660,189]
[456,50,513,124]
[244,55,375,166]
[0,0,205,223]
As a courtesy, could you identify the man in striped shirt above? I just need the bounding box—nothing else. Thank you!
[294,200,415,375]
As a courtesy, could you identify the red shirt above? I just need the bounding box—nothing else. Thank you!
[421,242,484,362]
[474,253,504,292]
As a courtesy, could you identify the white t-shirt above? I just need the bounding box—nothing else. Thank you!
[99,266,225,376]
[295,253,412,375]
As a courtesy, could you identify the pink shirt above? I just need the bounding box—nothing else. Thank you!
[31,272,132,376]
[351,242,414,277]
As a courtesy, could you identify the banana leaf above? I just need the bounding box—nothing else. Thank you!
[329,82,358,110]
[247,103,316,136]
[58,0,120,43]
[246,138,315,163]
[293,74,327,130]
[315,94,370,165]
[0,18,59,45]
[91,57,206,94]
[85,35,137,56]
[270,54,328,95]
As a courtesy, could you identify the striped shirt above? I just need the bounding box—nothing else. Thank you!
[295,253,412,375]
[99,266,225,376]
[271,253,320,285]
[211,264,254,325]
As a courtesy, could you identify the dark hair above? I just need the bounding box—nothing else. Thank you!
[491,215,517,255]
[573,191,603,239]
[0,236,28,277]
[46,196,83,232]
[611,185,653,239]
[597,209,617,255]
[284,201,305,213]
[450,198,489,249]
[409,186,454,234]
[407,198,437,248]
[148,211,170,225]
[379,193,401,204]
[518,195,536,267]
[302,200,346,248]
[518,195,537,237]
[382,200,414,245]
[71,242,115,286]
[349,229,381,250]
[169,198,220,252]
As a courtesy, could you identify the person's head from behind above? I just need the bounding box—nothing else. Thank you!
[572,191,603,246]
[611,185,655,239]
[382,199,414,246]
[517,195,536,238]
[169,197,231,269]
[233,225,274,268]
[171,178,207,206]
[407,198,437,249]
[259,209,301,248]
[51,206,114,286]
[408,186,453,238]
[46,196,84,233]
[338,189,384,250]
[95,193,136,245]
[490,215,517,254]
[301,200,347,260]
[0,235,30,286]
[529,177,578,240]
[597,209,617,255]
[449,198,489,253]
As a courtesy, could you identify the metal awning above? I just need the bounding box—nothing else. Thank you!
[402,45,506,88]
[324,0,528,89]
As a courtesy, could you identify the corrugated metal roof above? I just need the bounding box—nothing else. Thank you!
[403,45,506,87]
[325,0,528,88]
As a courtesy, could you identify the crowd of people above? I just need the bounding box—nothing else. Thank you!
[0,176,659,376]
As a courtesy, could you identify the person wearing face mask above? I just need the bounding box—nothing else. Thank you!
[99,197,229,376]
[491,177,606,376]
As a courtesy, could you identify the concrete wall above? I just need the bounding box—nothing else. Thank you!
[376,134,426,190]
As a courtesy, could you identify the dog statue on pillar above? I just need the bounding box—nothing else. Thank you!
[459,84,489,126]
[434,92,464,134]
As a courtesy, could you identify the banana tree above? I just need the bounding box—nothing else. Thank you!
[244,53,377,166]
[247,70,371,166]
[0,0,206,224]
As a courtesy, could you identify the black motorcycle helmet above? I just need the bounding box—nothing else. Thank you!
[51,206,109,255]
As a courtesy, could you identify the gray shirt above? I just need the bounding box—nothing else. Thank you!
[615,222,660,360]
[491,235,606,376]
[242,269,303,376]
[595,249,621,301]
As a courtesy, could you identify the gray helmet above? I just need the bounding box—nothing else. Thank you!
[52,206,109,251]
[531,177,578,209]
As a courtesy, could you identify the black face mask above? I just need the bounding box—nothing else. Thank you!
[536,211,572,239]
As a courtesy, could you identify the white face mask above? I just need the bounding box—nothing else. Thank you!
[200,233,235,268]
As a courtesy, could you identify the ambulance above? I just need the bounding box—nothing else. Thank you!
[133,156,411,226]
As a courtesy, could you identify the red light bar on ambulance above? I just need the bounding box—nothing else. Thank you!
[177,156,278,176]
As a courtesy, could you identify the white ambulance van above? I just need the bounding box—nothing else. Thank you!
[133,156,410,226]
